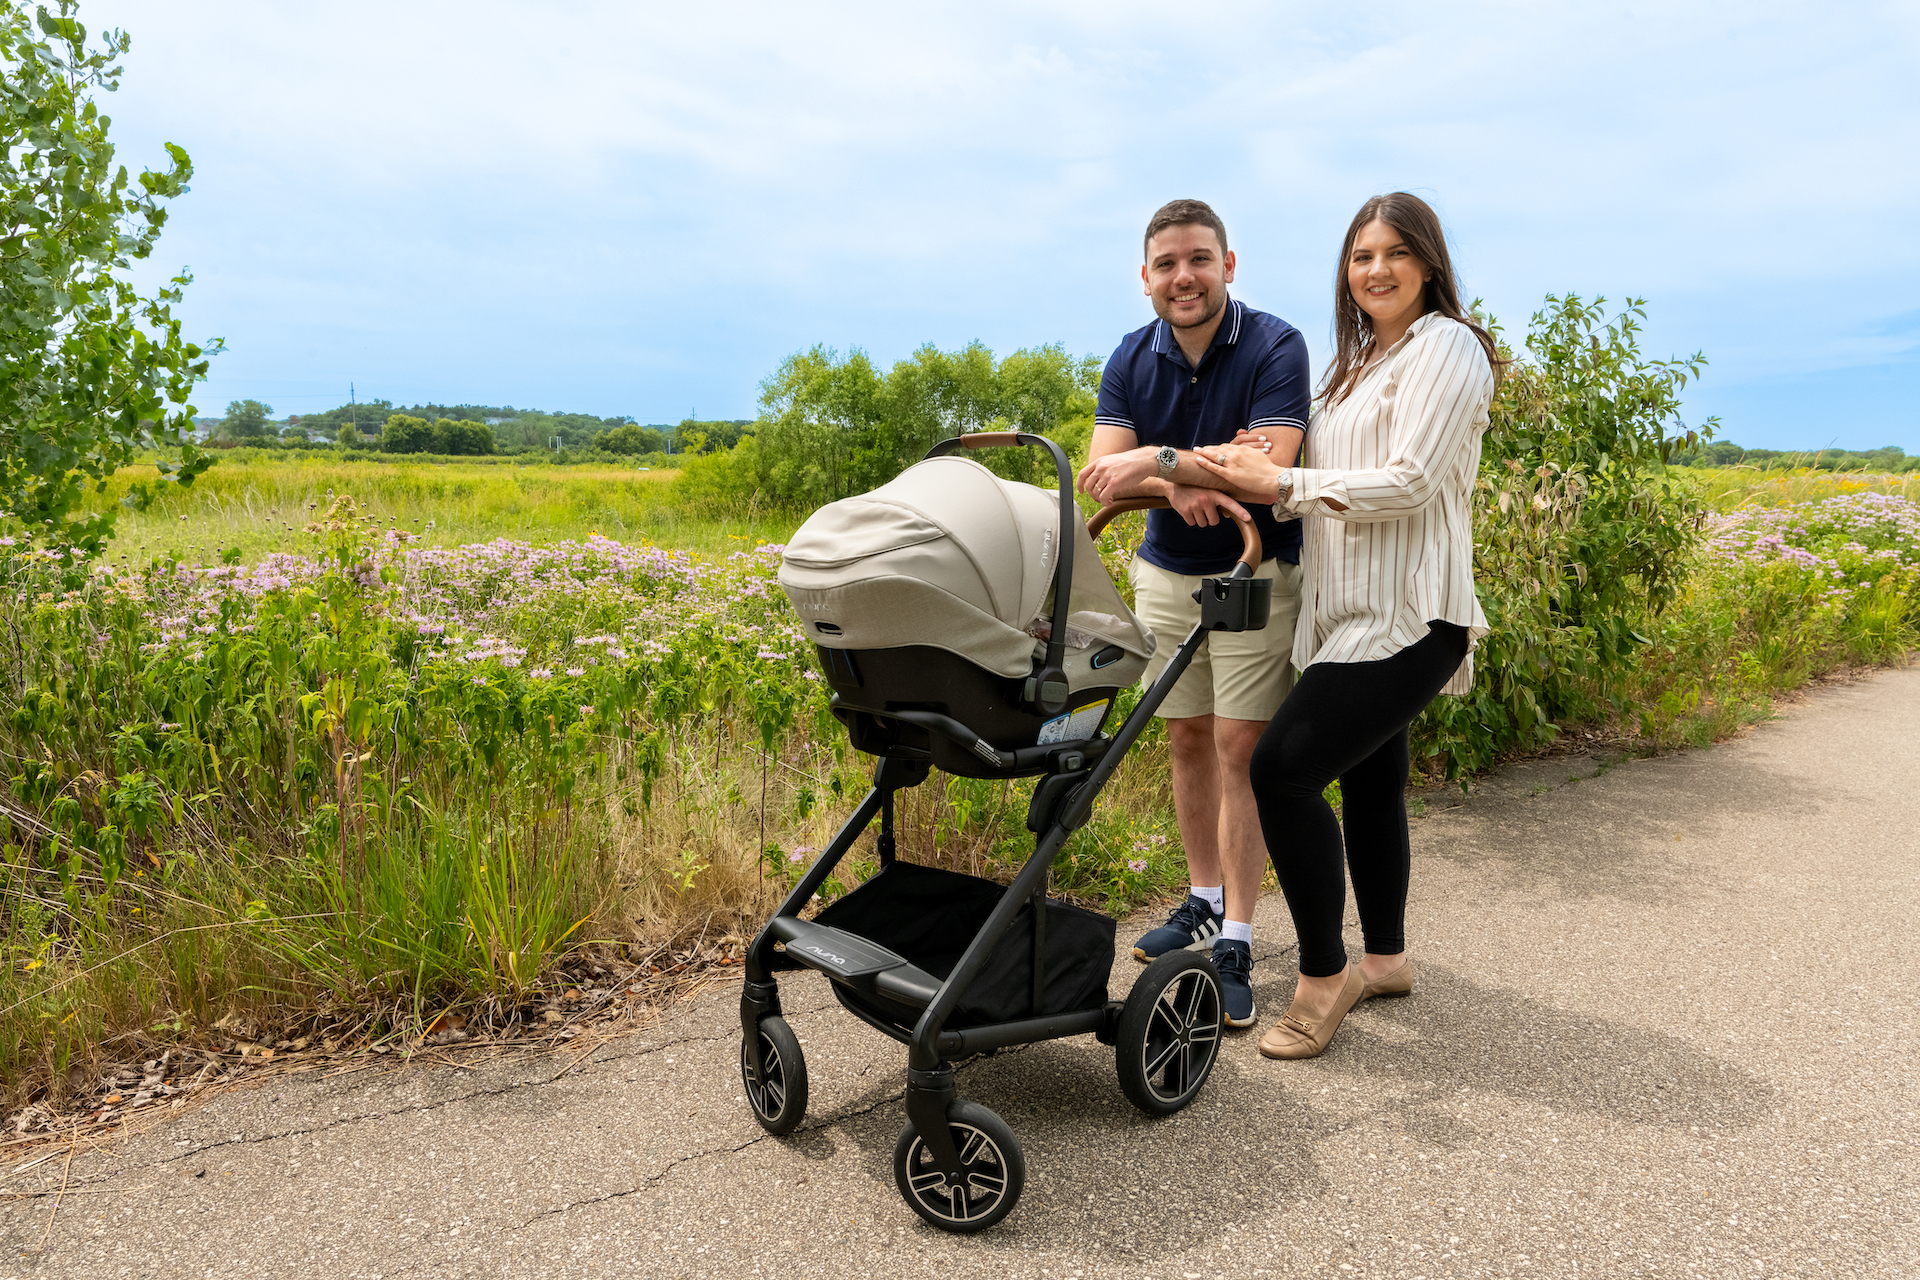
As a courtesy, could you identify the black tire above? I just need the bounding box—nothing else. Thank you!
[1115,950,1223,1115]
[892,1100,1026,1233]
[740,1015,808,1135]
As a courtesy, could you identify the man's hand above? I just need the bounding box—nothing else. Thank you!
[1075,446,1159,504]
[1165,483,1252,528]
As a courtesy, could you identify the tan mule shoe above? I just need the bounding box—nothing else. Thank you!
[1360,957,1414,1000]
[1258,964,1364,1060]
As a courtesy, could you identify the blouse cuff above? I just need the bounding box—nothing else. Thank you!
[1270,467,1303,518]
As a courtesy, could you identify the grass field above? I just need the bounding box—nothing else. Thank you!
[1700,465,1920,509]
[83,456,801,562]
[76,454,1920,564]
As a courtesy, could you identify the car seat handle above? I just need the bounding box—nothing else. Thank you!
[1087,497,1263,579]
[924,430,1078,714]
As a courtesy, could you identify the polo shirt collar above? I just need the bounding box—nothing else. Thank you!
[1151,297,1245,362]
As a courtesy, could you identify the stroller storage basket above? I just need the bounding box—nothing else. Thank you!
[806,862,1114,1031]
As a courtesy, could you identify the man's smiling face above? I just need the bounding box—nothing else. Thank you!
[1142,223,1235,331]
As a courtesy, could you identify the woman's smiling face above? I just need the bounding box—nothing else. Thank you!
[1347,218,1430,338]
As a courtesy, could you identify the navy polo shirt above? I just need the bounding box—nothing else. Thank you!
[1095,298,1310,573]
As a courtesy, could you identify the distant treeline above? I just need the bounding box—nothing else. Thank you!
[1668,441,1919,473]
[207,390,1920,478]
[207,396,754,461]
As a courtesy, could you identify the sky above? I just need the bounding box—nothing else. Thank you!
[88,0,1920,449]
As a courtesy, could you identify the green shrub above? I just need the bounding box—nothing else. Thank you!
[672,436,763,514]
[1416,296,1718,777]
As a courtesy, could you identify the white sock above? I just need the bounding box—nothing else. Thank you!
[1191,884,1224,914]
[1221,919,1253,945]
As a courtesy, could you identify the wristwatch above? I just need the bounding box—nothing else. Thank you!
[1154,445,1178,479]
[1272,470,1296,509]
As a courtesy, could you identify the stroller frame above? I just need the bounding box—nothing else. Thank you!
[740,431,1271,1232]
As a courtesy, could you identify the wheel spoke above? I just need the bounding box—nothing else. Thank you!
[1167,1041,1189,1095]
[966,1170,1006,1195]
[1143,1035,1183,1079]
[1185,1040,1210,1091]
[1187,1020,1220,1043]
[907,1170,948,1194]
[1148,999,1183,1042]
[1180,974,1205,1026]
[955,1128,987,1164]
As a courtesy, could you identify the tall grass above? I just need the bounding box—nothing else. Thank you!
[1622,488,1920,747]
[1698,465,1920,510]
[83,456,799,563]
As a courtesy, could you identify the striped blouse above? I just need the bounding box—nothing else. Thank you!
[1272,312,1494,695]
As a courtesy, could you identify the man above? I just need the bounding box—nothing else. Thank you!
[1075,198,1308,1028]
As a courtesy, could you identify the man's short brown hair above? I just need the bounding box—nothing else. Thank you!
[1143,199,1228,261]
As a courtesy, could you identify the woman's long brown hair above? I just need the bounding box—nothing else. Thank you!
[1322,192,1504,405]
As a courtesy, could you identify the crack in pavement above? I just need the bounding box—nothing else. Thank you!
[506,1132,771,1232]
[146,1028,747,1170]
[504,1044,1032,1232]
[93,984,859,1182]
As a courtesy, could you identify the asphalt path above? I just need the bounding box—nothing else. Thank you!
[3,666,1915,1279]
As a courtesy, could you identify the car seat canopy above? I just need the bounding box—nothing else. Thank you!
[779,456,1156,681]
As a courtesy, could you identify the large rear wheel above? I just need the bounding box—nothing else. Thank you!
[892,1100,1025,1233]
[1115,950,1223,1115]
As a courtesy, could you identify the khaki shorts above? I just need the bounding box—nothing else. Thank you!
[1128,555,1303,722]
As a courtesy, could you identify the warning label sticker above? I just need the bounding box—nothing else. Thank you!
[1037,699,1109,745]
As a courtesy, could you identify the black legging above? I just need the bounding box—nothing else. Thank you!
[1250,621,1471,977]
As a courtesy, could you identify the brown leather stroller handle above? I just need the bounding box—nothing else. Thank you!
[1087,496,1264,575]
[958,431,1022,449]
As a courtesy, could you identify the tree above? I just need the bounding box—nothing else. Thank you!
[335,423,362,450]
[598,424,667,455]
[222,399,271,439]
[0,1,215,559]
[380,414,433,454]
[430,418,493,456]
[751,341,1099,505]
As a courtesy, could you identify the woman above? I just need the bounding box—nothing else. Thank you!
[1194,192,1501,1060]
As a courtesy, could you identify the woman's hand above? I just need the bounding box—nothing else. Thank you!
[1192,443,1284,500]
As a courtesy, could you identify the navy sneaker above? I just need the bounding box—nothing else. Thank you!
[1211,938,1257,1028]
[1130,894,1224,963]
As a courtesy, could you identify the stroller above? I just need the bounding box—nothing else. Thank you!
[740,432,1271,1232]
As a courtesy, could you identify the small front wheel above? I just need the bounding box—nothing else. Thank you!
[892,1100,1025,1233]
[1116,950,1223,1115]
[741,1015,808,1135]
